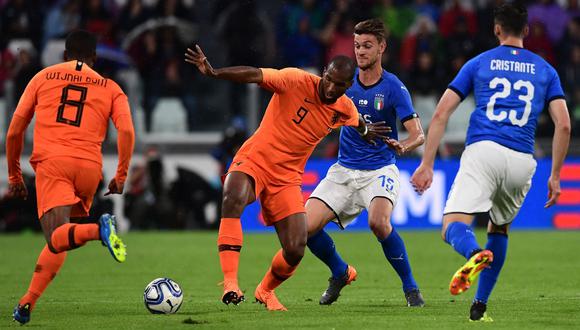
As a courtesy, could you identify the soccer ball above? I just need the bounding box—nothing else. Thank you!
[143,278,183,314]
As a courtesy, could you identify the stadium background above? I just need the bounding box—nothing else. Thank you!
[0,0,579,232]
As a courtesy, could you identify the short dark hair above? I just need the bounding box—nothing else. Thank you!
[65,30,97,59]
[328,55,356,80]
[354,18,386,43]
[494,3,528,36]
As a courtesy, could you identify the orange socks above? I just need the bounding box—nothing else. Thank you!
[50,223,99,253]
[19,245,67,310]
[261,249,299,291]
[217,218,243,282]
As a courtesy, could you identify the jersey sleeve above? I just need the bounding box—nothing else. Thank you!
[6,74,40,184]
[390,80,417,123]
[259,68,306,93]
[109,82,132,123]
[448,57,478,101]
[546,66,565,103]
[109,82,135,185]
[342,98,360,127]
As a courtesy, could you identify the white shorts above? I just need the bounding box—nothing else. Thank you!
[309,163,400,228]
[444,140,537,226]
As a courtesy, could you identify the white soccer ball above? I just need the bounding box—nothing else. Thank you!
[143,278,183,314]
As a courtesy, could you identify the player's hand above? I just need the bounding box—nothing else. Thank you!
[184,45,216,77]
[8,181,28,200]
[545,175,561,208]
[105,178,124,196]
[362,121,392,146]
[410,164,433,195]
[384,138,406,155]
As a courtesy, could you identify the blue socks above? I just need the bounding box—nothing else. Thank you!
[445,222,482,259]
[307,230,348,278]
[308,228,419,293]
[475,233,508,304]
[379,228,418,292]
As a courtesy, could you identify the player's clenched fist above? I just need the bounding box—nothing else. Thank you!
[410,164,433,195]
[8,181,28,199]
[104,178,124,196]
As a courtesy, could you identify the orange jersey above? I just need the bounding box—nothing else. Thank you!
[235,68,359,185]
[11,60,133,175]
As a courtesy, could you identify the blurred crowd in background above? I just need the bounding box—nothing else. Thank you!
[1,0,580,135]
[0,0,579,231]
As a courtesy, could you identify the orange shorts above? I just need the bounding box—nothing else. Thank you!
[227,156,305,226]
[34,157,102,219]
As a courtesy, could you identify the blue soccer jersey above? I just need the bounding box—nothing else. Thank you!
[449,45,565,154]
[338,69,417,170]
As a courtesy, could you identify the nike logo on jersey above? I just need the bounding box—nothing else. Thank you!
[330,112,339,125]
[304,97,315,104]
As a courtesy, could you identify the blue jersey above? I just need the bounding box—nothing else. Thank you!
[338,69,417,170]
[449,45,565,154]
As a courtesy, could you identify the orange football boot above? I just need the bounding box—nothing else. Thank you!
[254,283,287,311]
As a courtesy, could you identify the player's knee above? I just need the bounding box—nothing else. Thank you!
[368,216,391,239]
[307,219,326,237]
[284,240,306,265]
[221,191,247,215]
[440,227,447,242]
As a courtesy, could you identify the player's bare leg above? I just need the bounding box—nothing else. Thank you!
[368,197,424,307]
[306,198,335,237]
[14,205,119,324]
[13,206,71,325]
[218,171,256,305]
[255,213,307,311]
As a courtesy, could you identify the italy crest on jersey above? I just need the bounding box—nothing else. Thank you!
[374,94,384,111]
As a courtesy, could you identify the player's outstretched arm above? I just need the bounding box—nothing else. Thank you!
[5,115,30,199]
[411,89,460,194]
[545,98,571,208]
[185,45,263,83]
[385,117,425,156]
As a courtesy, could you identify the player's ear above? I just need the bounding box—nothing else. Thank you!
[494,24,501,37]
[522,25,529,38]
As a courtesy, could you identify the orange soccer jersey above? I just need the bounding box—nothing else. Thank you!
[228,68,359,224]
[6,60,134,217]
[234,68,359,186]
[12,60,132,170]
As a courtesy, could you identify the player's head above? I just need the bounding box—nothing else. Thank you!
[493,3,528,39]
[353,18,386,70]
[319,55,355,104]
[64,30,97,67]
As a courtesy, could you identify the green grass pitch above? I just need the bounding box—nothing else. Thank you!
[1,230,579,329]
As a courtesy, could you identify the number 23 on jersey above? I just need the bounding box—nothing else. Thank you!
[486,77,534,127]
